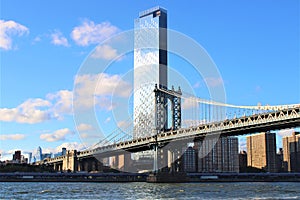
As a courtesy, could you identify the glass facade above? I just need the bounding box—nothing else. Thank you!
[133,6,168,138]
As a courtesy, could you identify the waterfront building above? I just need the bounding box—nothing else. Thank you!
[12,150,21,162]
[247,132,277,172]
[133,6,168,165]
[53,148,67,158]
[133,6,168,138]
[239,150,247,172]
[276,148,284,172]
[181,146,197,172]
[282,131,300,172]
[197,137,239,172]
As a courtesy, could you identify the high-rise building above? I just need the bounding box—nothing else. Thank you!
[13,150,21,161]
[36,146,42,161]
[42,153,52,160]
[247,132,277,172]
[282,131,300,172]
[28,152,32,164]
[197,137,239,172]
[133,6,168,138]
[239,150,247,172]
[276,148,284,172]
[181,146,197,172]
[62,147,67,155]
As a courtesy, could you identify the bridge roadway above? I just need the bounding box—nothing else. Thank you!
[46,106,300,164]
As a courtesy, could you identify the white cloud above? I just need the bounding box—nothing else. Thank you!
[40,128,74,142]
[71,20,118,46]
[182,97,198,110]
[0,149,19,161]
[76,123,93,132]
[74,73,132,110]
[51,30,69,47]
[97,97,116,111]
[91,45,119,60]
[0,73,131,124]
[0,98,53,124]
[55,142,86,151]
[0,90,73,124]
[278,129,295,137]
[204,77,224,88]
[42,142,87,154]
[46,90,73,118]
[0,19,29,50]
[0,134,25,140]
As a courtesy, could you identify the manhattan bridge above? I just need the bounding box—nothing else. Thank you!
[43,7,300,173]
[44,82,300,173]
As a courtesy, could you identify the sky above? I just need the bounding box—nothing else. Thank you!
[0,0,299,161]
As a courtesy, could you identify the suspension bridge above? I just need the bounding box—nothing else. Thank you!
[42,84,300,172]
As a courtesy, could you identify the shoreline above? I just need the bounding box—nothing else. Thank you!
[1,172,299,183]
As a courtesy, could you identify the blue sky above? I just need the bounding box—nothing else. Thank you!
[0,0,299,160]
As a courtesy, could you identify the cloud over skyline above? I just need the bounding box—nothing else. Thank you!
[0,98,53,124]
[0,19,29,50]
[91,45,120,60]
[50,30,69,47]
[40,128,74,142]
[74,73,132,110]
[71,20,118,46]
[0,134,26,141]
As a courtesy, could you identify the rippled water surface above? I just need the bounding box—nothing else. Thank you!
[1,182,300,199]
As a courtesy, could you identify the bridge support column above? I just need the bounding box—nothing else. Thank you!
[97,160,103,172]
[153,145,158,172]
[158,148,168,172]
[84,160,89,172]
[91,160,96,171]
[124,152,132,172]
[116,153,131,172]
[62,150,77,172]
[167,142,185,172]
[109,155,119,169]
[77,161,82,171]
[57,163,62,172]
[168,150,174,171]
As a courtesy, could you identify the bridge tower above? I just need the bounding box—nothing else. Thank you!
[153,84,182,172]
[154,84,182,133]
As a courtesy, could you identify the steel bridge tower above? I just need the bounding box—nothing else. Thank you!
[153,84,182,172]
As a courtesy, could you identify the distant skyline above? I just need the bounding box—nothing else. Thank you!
[1,1,299,160]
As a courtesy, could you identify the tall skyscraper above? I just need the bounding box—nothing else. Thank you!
[247,132,277,172]
[197,137,239,172]
[28,152,32,164]
[36,146,42,161]
[282,131,300,172]
[134,6,168,138]
[62,147,67,156]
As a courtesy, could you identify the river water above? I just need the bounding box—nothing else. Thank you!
[1,182,299,199]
